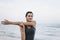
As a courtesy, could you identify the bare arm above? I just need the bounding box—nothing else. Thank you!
[20,24,25,40]
[1,19,36,26]
[1,19,20,25]
[24,21,36,27]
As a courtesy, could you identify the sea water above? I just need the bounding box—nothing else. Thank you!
[0,23,60,40]
[35,23,60,40]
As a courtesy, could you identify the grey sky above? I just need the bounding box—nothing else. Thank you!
[0,0,60,24]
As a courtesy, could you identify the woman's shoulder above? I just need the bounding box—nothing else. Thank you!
[32,20,36,27]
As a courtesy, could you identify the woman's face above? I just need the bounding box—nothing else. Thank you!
[26,13,33,22]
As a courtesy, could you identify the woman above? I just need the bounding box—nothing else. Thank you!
[1,11,36,40]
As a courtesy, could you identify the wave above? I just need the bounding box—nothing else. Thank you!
[0,31,20,38]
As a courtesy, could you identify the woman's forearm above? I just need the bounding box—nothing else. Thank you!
[1,21,20,25]
[1,19,20,25]
[8,21,20,25]
[24,21,36,26]
[24,22,33,26]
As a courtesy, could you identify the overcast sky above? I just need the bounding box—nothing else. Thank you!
[0,0,60,24]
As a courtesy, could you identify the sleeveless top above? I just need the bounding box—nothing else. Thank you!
[25,25,36,40]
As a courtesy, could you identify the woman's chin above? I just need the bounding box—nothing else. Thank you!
[28,20,32,22]
[27,20,32,22]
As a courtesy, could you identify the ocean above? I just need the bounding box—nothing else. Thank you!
[0,23,60,40]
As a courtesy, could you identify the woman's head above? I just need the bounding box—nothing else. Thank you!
[25,11,33,22]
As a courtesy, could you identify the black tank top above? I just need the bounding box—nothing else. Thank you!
[25,25,36,40]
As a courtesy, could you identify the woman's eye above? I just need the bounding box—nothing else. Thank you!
[28,15,33,17]
[28,15,30,17]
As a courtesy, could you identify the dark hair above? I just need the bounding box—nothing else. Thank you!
[25,11,33,17]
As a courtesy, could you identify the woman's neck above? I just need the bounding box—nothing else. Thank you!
[26,20,32,22]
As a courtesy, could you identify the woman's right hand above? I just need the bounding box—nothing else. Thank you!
[1,19,10,25]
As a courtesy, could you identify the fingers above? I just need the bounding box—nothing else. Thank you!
[1,19,9,25]
[1,21,5,24]
[1,19,7,24]
[1,19,10,25]
[1,21,4,23]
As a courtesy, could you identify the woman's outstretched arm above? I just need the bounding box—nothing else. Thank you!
[1,19,20,25]
[1,19,36,26]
